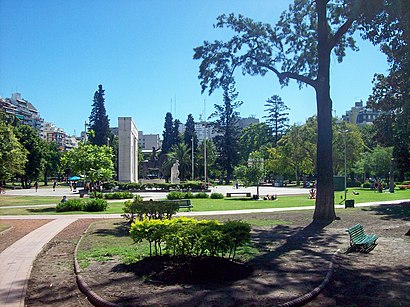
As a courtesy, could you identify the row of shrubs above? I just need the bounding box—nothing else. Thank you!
[56,199,108,212]
[103,181,206,191]
[130,217,251,260]
[167,191,224,200]
[90,191,134,199]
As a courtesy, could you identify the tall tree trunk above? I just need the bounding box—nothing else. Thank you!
[313,0,336,221]
[44,170,48,186]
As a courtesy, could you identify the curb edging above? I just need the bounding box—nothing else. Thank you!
[74,226,339,307]
[278,249,340,307]
[74,223,118,307]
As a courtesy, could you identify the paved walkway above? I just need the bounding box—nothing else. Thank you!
[0,198,408,306]
[0,217,78,306]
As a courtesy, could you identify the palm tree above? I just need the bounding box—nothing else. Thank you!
[165,143,191,180]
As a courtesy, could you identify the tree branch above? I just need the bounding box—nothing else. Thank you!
[261,62,317,88]
[330,18,355,49]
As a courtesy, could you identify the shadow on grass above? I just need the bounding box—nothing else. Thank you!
[224,197,256,202]
[92,220,130,237]
[27,207,56,213]
[361,201,410,221]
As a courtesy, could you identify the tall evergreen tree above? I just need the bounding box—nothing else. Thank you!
[89,84,110,146]
[263,95,290,145]
[172,119,181,146]
[209,83,242,183]
[162,112,174,154]
[184,114,198,153]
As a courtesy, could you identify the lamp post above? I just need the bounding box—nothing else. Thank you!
[389,158,395,193]
[84,121,89,144]
[339,129,349,200]
[191,137,194,181]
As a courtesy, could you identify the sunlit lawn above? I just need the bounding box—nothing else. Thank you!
[0,223,11,232]
[0,188,409,215]
[0,195,63,207]
[77,218,262,269]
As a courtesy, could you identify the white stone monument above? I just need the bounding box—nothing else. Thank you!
[170,160,180,184]
[118,117,138,182]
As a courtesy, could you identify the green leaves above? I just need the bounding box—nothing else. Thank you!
[62,143,114,182]
[129,217,251,260]
[0,121,28,181]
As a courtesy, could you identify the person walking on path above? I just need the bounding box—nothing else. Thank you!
[53,180,57,191]
[34,181,38,192]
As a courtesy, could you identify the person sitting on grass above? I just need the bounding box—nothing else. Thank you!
[61,196,67,203]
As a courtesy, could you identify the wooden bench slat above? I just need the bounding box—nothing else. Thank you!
[346,223,378,251]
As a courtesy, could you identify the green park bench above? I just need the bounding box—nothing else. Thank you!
[346,223,378,252]
[164,199,193,211]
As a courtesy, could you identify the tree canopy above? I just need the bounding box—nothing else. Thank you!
[62,143,114,184]
[194,0,382,221]
[209,83,242,183]
[0,120,27,183]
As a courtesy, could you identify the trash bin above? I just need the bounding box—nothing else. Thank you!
[345,199,355,208]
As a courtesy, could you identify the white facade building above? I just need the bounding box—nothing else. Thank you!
[118,117,139,182]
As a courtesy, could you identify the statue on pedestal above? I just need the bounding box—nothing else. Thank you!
[170,160,180,184]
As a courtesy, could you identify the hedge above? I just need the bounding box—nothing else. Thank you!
[130,217,251,260]
[123,195,179,223]
[56,198,108,212]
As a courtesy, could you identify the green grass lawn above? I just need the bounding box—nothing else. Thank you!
[76,218,262,269]
[0,188,409,216]
[0,195,63,207]
[0,223,11,232]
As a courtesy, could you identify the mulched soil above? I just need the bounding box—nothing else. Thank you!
[24,219,97,306]
[3,202,410,306]
[0,219,52,253]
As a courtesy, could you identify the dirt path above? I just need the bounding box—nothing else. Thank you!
[19,202,410,306]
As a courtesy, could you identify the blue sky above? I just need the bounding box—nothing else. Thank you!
[0,0,388,136]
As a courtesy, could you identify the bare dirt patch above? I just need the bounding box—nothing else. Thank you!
[0,219,52,253]
[25,219,97,307]
[23,202,410,306]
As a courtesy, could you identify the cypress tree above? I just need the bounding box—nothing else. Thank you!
[162,112,174,154]
[89,84,110,146]
[184,114,198,152]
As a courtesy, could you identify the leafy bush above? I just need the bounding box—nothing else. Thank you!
[184,191,195,199]
[167,191,202,199]
[82,198,108,212]
[362,182,371,188]
[195,192,209,198]
[167,191,184,200]
[127,182,143,190]
[117,182,129,190]
[102,181,117,190]
[347,181,362,188]
[123,196,179,223]
[104,191,134,199]
[180,181,203,190]
[210,192,224,199]
[129,217,251,260]
[56,198,108,212]
[89,192,104,199]
[56,199,83,212]
[123,195,144,223]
